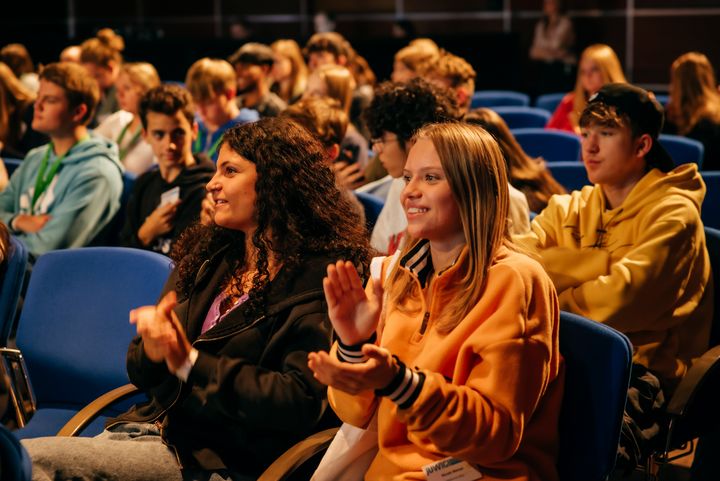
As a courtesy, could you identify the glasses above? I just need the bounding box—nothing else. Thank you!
[371,136,400,149]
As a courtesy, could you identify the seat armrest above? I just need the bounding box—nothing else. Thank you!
[56,383,140,437]
[667,345,720,417]
[257,427,339,481]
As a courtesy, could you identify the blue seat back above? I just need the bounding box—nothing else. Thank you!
[546,161,591,192]
[354,191,384,232]
[3,158,23,178]
[15,247,173,409]
[512,128,582,162]
[535,92,566,114]
[492,106,551,129]
[0,237,29,345]
[659,134,704,168]
[558,311,632,481]
[705,227,720,347]
[701,172,720,230]
[471,90,530,108]
[0,424,32,481]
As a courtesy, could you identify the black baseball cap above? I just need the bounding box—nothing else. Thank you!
[228,43,275,67]
[587,83,674,172]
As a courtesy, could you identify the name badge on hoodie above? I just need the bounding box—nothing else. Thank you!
[423,457,483,481]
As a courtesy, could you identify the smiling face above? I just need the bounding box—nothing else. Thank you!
[234,62,266,95]
[401,138,464,246]
[207,144,259,234]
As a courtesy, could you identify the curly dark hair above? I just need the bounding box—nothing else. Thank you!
[364,77,458,150]
[171,117,373,314]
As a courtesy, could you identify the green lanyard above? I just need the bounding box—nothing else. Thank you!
[116,120,142,161]
[193,132,223,160]
[31,139,83,214]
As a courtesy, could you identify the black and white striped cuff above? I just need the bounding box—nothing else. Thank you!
[336,333,377,364]
[376,357,426,410]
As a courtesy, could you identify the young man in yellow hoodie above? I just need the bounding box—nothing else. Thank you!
[515,83,713,470]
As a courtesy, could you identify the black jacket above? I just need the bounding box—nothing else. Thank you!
[119,155,215,254]
[109,246,334,475]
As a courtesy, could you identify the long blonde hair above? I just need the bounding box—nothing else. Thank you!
[465,108,566,212]
[386,122,511,334]
[270,39,308,102]
[571,44,626,129]
[311,64,355,114]
[0,62,35,147]
[667,52,720,135]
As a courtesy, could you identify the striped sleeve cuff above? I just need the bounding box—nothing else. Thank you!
[375,356,426,410]
[336,333,377,364]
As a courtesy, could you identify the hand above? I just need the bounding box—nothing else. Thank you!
[332,161,365,190]
[129,291,178,363]
[13,214,52,233]
[323,260,383,346]
[138,200,180,246]
[200,193,215,226]
[308,344,399,395]
[163,298,192,373]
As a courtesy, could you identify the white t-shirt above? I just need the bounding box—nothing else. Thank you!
[95,110,156,175]
[370,178,531,255]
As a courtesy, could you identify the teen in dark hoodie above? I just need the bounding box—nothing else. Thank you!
[120,84,214,254]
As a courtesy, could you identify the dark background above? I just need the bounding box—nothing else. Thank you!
[2,0,719,96]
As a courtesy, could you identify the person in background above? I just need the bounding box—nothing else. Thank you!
[391,39,440,84]
[119,84,214,254]
[23,117,373,480]
[419,49,476,115]
[0,62,46,160]
[185,57,259,162]
[547,43,626,133]
[59,45,82,64]
[228,42,287,117]
[270,39,308,105]
[0,62,123,257]
[95,62,161,175]
[80,28,125,126]
[528,0,576,95]
[309,121,563,481]
[0,43,38,93]
[665,52,720,171]
[465,108,566,212]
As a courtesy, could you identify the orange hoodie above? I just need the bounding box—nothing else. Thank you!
[329,241,564,481]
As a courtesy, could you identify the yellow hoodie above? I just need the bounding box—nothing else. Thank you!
[329,241,564,481]
[515,164,713,388]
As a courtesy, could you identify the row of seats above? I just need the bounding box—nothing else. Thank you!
[471,89,670,113]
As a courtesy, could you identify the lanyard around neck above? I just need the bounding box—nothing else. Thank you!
[193,131,223,160]
[31,139,82,214]
[116,120,142,161]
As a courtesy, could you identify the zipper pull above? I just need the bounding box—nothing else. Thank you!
[419,311,430,335]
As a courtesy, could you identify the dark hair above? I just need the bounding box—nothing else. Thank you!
[139,84,195,129]
[303,32,350,61]
[282,97,348,148]
[39,62,100,125]
[364,77,457,149]
[228,42,275,67]
[172,117,372,314]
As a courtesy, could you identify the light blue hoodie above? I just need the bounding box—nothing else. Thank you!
[0,133,123,255]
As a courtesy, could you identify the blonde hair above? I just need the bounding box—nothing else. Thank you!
[282,97,348,148]
[270,39,308,102]
[0,62,35,146]
[185,58,236,102]
[311,64,355,114]
[465,108,566,212]
[395,38,440,73]
[80,28,124,67]
[667,52,720,135]
[571,44,626,129]
[386,122,511,334]
[120,62,161,93]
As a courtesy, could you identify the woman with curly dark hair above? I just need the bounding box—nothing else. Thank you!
[23,117,373,481]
